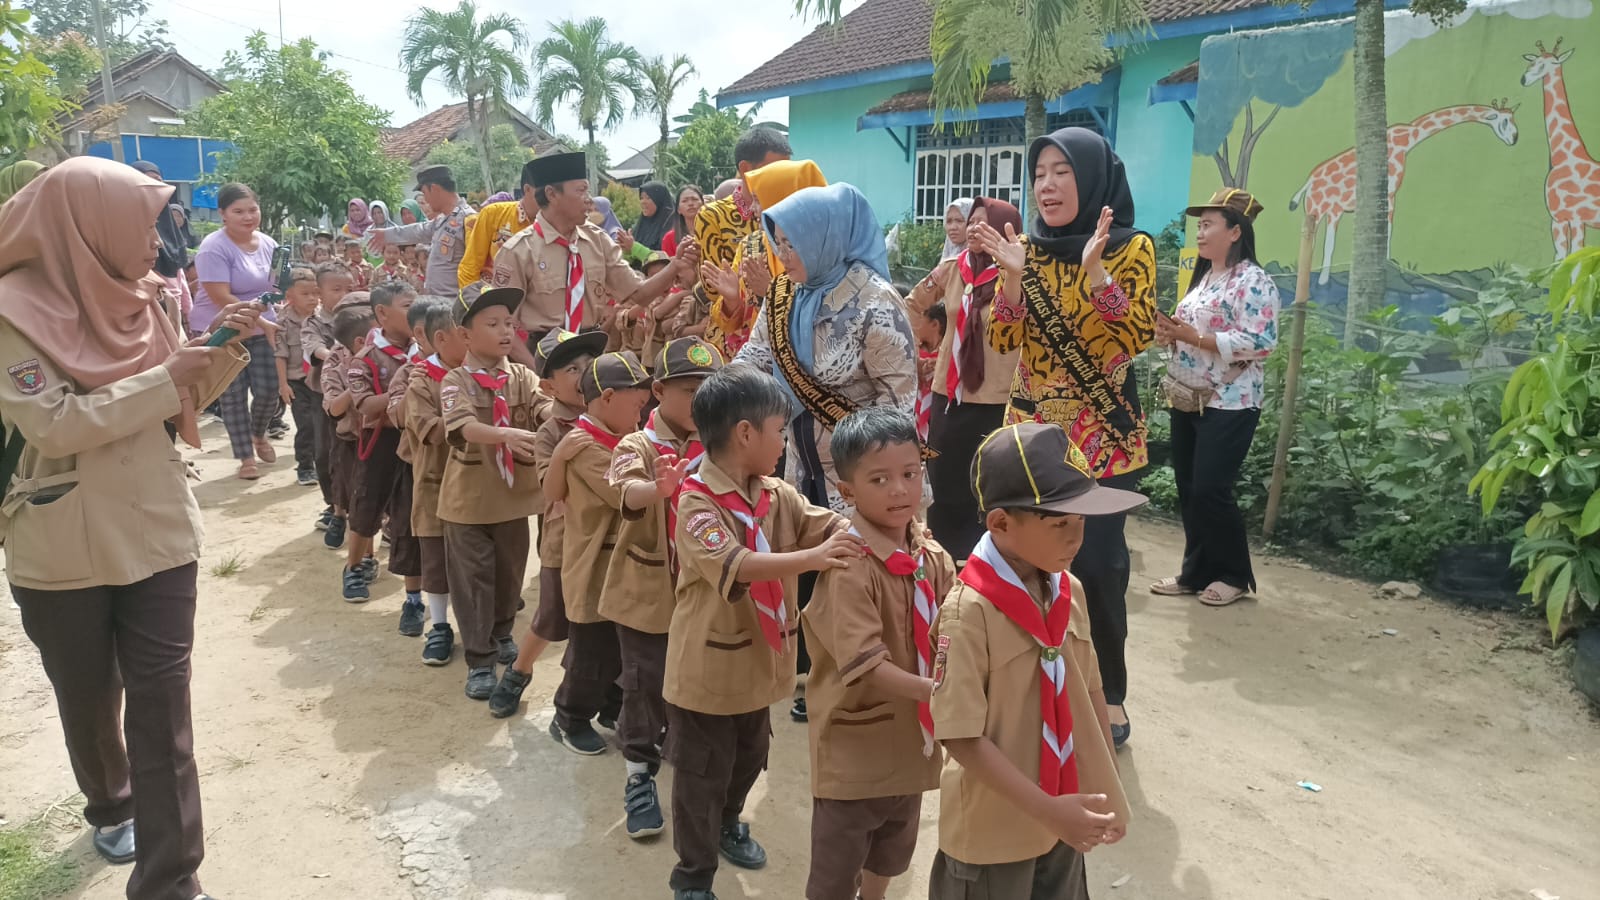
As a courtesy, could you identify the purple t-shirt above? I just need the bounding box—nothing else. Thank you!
[192,230,279,334]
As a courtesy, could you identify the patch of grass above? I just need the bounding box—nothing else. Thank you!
[209,553,244,578]
[219,748,254,772]
[0,822,80,900]
[247,604,269,622]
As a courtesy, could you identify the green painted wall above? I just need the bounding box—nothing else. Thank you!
[790,78,924,226]
[1115,35,1204,234]
[1189,3,1600,285]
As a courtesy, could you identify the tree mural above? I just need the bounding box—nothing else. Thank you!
[1193,23,1353,189]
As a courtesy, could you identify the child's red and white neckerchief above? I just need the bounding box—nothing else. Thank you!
[574,414,620,451]
[946,251,998,404]
[407,341,424,364]
[643,410,704,573]
[959,533,1079,796]
[469,367,514,487]
[916,349,936,441]
[422,353,449,382]
[681,473,786,652]
[371,332,408,365]
[875,533,942,757]
[534,220,585,332]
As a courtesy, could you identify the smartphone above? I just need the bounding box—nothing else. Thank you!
[206,245,290,347]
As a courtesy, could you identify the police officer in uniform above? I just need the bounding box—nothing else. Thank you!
[368,165,473,298]
[494,152,700,369]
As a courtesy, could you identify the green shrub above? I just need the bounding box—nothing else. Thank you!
[888,216,948,283]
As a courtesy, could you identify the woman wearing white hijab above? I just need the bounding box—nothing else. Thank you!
[941,197,974,259]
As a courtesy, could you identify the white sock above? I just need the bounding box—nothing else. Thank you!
[97,818,133,834]
[426,592,449,626]
[626,760,650,777]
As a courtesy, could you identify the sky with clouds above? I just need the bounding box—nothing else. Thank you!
[145,0,866,163]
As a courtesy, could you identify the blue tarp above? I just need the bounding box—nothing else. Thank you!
[85,135,234,184]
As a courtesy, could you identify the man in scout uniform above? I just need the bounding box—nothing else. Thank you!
[664,365,864,900]
[928,422,1142,899]
[437,287,543,701]
[493,153,700,369]
[368,165,474,298]
[601,336,723,838]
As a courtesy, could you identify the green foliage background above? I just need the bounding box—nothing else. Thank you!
[425,123,532,200]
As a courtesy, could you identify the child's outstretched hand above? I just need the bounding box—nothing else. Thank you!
[1045,793,1117,854]
[806,529,867,572]
[653,454,691,499]
[502,428,539,461]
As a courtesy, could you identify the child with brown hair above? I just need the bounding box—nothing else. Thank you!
[275,265,321,487]
[322,302,373,560]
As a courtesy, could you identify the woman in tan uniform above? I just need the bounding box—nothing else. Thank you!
[0,157,258,900]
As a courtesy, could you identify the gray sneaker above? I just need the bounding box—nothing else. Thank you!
[465,666,496,700]
[496,635,518,666]
[422,624,453,666]
[624,773,665,839]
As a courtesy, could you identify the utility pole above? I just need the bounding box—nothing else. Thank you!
[90,0,123,162]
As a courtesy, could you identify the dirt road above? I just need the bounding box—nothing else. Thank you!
[2,429,1597,900]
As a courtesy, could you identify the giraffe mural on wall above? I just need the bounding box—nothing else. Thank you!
[1522,39,1600,260]
[1290,102,1520,284]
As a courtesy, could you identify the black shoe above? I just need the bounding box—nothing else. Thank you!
[549,721,607,756]
[496,635,518,666]
[342,567,369,603]
[718,822,767,870]
[324,516,346,549]
[91,820,135,864]
[422,624,453,666]
[397,598,426,637]
[1111,715,1131,749]
[597,708,619,731]
[673,892,716,900]
[297,469,318,487]
[465,666,496,700]
[790,697,807,722]
[358,555,379,584]
[624,773,665,839]
[314,507,333,531]
[488,667,531,718]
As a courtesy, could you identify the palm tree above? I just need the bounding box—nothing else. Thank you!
[400,0,530,194]
[637,53,697,158]
[533,17,643,185]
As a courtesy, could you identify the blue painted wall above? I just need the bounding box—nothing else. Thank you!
[789,78,923,226]
[1113,35,1203,233]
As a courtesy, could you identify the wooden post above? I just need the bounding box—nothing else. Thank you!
[90,0,122,162]
[1263,212,1316,539]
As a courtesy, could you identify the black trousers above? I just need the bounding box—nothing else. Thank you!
[1170,407,1261,592]
[14,563,205,900]
[288,379,319,476]
[665,704,770,892]
[1070,468,1142,708]
[927,397,1007,562]
[554,620,623,732]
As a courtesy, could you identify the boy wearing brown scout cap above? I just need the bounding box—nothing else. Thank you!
[664,365,865,900]
[599,336,723,838]
[928,422,1142,899]
[486,327,606,718]
[321,302,372,557]
[437,287,545,701]
[800,407,956,900]
[539,350,655,755]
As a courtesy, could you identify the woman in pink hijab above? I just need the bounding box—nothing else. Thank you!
[0,156,258,900]
[341,197,373,238]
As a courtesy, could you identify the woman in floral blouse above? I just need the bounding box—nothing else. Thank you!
[1151,189,1279,607]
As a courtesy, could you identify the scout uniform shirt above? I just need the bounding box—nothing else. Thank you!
[436,353,543,525]
[346,334,409,431]
[0,320,247,590]
[559,415,628,625]
[275,306,308,383]
[320,345,358,439]
[403,356,452,537]
[665,456,843,717]
[301,309,334,394]
[385,361,415,463]
[457,200,530,289]
[531,399,581,569]
[380,198,473,297]
[598,414,698,635]
[491,212,645,337]
[930,567,1130,865]
[803,514,954,801]
[909,261,1021,406]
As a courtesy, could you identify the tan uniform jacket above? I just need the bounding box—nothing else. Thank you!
[558,417,627,624]
[908,262,1021,406]
[320,345,357,439]
[930,572,1129,865]
[275,307,308,382]
[436,355,542,525]
[404,365,450,537]
[300,310,333,393]
[803,514,954,800]
[598,420,698,634]
[664,458,844,716]
[346,339,406,432]
[0,319,247,590]
[531,400,580,567]
[492,213,644,335]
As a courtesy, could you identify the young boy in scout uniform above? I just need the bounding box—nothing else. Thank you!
[343,281,420,605]
[487,327,606,718]
[539,350,653,753]
[928,422,1141,900]
[664,365,865,900]
[437,287,543,701]
[304,263,356,536]
[801,407,955,900]
[599,336,723,838]
[321,302,372,557]
[275,265,321,487]
[383,297,449,642]
[404,299,473,667]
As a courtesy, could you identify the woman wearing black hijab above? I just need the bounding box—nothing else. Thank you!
[131,161,195,334]
[969,126,1156,748]
[632,181,675,251]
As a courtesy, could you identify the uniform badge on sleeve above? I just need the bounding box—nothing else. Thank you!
[686,511,730,551]
[932,634,951,693]
[440,384,460,413]
[8,360,44,394]
[607,451,639,485]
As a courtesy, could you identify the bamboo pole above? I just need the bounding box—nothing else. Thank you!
[1263,212,1316,539]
